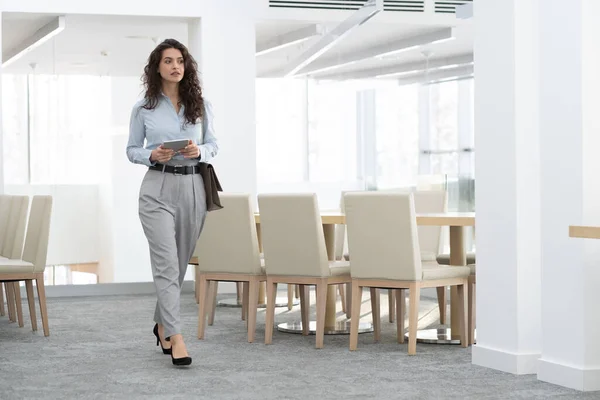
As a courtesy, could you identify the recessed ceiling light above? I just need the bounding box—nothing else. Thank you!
[125,35,152,40]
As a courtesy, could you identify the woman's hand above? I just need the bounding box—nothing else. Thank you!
[179,140,200,159]
[150,145,175,163]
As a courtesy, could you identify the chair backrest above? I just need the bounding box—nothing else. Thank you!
[2,195,30,259]
[194,193,262,275]
[373,188,447,261]
[334,190,349,260]
[258,193,330,277]
[413,190,447,261]
[22,196,53,272]
[0,195,12,253]
[344,192,422,281]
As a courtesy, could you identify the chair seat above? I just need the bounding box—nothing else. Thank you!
[329,260,350,276]
[422,262,470,280]
[0,259,35,274]
[436,252,476,266]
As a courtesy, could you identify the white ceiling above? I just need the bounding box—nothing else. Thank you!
[1,12,473,80]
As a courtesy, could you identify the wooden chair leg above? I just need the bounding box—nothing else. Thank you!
[25,280,37,332]
[197,276,210,339]
[388,289,395,323]
[370,287,380,342]
[207,281,218,326]
[437,286,447,325]
[294,284,300,299]
[287,284,293,310]
[247,280,259,343]
[298,284,310,336]
[195,266,200,304]
[315,279,327,349]
[338,284,346,314]
[457,282,468,348]
[6,283,16,322]
[35,275,49,336]
[242,282,250,323]
[13,282,24,328]
[236,282,242,303]
[264,280,277,344]
[345,282,352,319]
[407,283,420,355]
[396,289,406,343]
[468,279,476,345]
[349,281,362,351]
[0,282,5,316]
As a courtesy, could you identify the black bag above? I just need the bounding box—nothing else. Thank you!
[198,162,223,212]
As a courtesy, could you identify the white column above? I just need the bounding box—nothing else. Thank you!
[537,0,600,391]
[473,0,542,374]
[188,1,257,203]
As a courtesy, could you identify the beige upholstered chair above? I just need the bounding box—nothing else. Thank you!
[1,195,30,327]
[0,195,12,317]
[412,190,448,324]
[0,195,53,336]
[258,193,350,349]
[344,192,469,355]
[196,193,266,343]
[334,191,351,316]
[437,252,476,266]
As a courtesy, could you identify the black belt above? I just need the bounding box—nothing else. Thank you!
[149,163,200,175]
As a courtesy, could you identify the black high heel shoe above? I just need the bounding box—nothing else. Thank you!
[153,324,171,355]
[171,352,192,367]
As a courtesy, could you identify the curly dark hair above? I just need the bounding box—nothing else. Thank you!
[142,38,204,125]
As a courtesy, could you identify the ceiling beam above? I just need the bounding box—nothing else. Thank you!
[456,3,473,19]
[295,27,454,76]
[316,53,473,80]
[256,24,324,56]
[395,65,474,85]
[281,0,384,77]
[3,16,66,67]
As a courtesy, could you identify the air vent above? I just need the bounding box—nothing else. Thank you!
[268,0,425,12]
[434,0,472,14]
[268,1,367,10]
[384,1,424,12]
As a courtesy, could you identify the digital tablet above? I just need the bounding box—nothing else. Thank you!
[162,139,189,150]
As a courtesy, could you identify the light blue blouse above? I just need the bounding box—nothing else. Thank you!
[126,93,219,167]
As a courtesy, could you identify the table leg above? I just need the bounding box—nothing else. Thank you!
[323,224,337,329]
[449,226,466,340]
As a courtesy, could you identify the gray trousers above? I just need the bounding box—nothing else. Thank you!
[138,167,207,338]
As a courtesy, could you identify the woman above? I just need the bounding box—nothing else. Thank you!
[126,38,218,366]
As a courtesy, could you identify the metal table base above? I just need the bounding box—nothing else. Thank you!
[217,297,300,309]
[405,328,476,345]
[277,320,373,335]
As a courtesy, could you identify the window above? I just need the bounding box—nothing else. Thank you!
[254,76,475,210]
[307,80,358,184]
[2,74,29,185]
[28,75,112,184]
[255,78,306,184]
[374,84,419,189]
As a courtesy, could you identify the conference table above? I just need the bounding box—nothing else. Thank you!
[569,225,600,239]
[254,211,475,343]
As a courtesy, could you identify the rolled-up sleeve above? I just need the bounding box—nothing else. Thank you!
[199,100,219,163]
[126,106,154,166]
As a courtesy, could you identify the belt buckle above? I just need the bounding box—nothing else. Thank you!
[173,165,183,176]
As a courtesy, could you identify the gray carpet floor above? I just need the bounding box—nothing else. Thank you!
[0,289,598,400]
